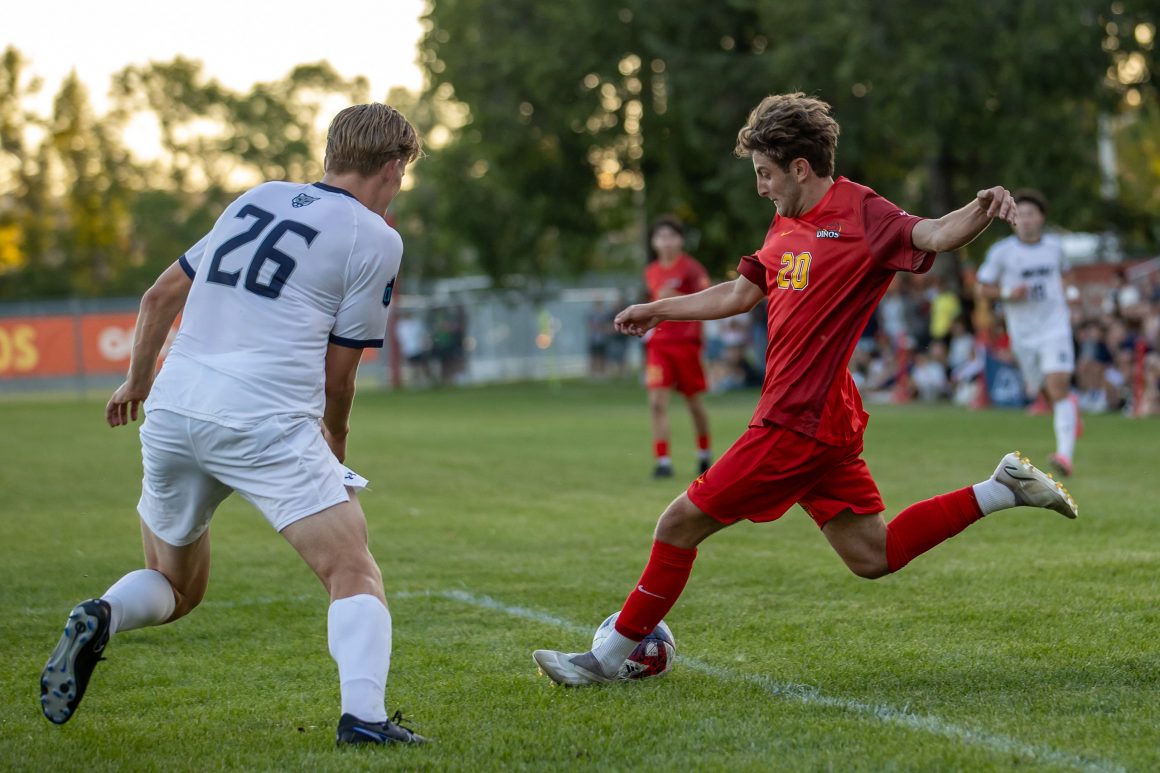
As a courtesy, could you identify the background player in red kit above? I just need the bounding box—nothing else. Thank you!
[533,92,1078,685]
[642,215,713,478]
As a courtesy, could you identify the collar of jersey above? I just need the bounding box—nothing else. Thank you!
[311,181,358,200]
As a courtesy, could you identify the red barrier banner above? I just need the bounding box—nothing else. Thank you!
[0,317,79,378]
[1,310,381,380]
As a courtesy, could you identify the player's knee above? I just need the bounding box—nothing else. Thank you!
[846,555,889,580]
[169,586,206,621]
[324,554,383,599]
[654,495,717,549]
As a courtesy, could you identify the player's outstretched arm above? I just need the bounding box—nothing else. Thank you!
[615,276,763,337]
[106,261,193,427]
[911,186,1018,254]
[322,343,364,462]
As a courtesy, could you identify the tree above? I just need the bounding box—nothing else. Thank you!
[411,0,1157,279]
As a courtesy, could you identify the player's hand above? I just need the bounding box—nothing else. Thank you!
[976,186,1017,226]
[322,424,348,462]
[614,304,661,337]
[1005,284,1029,301]
[106,381,151,427]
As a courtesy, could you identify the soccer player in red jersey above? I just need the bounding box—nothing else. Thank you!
[533,93,1078,685]
[642,215,713,478]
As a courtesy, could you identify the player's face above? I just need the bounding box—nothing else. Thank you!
[1014,201,1044,243]
[752,152,803,217]
[651,225,683,259]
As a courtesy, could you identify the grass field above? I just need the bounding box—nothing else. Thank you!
[1,381,1157,772]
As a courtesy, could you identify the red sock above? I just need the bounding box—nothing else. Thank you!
[696,434,710,451]
[885,487,984,572]
[654,440,670,459]
[615,540,697,639]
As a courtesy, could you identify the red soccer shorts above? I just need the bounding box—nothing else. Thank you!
[645,342,706,396]
[686,423,884,528]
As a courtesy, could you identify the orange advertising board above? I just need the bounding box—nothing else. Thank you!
[0,312,140,379]
[1,310,382,380]
[0,317,79,378]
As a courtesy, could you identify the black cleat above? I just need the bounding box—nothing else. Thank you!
[41,599,111,724]
[652,462,674,479]
[698,457,712,475]
[336,711,428,747]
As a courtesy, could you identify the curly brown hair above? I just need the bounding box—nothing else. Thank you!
[734,93,840,178]
[324,103,423,177]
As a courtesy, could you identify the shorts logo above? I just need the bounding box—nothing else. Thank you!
[291,193,319,208]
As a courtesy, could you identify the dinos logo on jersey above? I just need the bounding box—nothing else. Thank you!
[291,193,320,208]
[816,225,841,239]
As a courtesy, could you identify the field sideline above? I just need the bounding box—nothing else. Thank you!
[1,382,1157,771]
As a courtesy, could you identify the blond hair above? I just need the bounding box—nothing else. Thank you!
[734,93,839,177]
[324,103,422,176]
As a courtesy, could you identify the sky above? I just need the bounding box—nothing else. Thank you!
[5,0,427,114]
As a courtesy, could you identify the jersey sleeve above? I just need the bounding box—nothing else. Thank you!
[862,193,935,274]
[178,233,211,279]
[975,243,1004,285]
[737,254,767,293]
[331,228,403,349]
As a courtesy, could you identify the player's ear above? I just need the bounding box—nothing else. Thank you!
[379,157,401,181]
[791,157,812,182]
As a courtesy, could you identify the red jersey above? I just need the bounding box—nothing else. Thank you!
[645,254,710,345]
[737,177,934,445]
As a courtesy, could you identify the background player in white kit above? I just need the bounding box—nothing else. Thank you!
[39,104,426,747]
[977,189,1080,476]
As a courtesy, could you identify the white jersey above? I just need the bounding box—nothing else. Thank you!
[146,181,401,428]
[977,233,1071,344]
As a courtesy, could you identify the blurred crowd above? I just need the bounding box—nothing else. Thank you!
[585,262,1160,417]
[844,264,1160,416]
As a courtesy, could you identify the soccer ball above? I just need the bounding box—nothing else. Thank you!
[591,612,676,680]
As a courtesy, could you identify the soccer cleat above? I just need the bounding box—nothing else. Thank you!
[1048,453,1073,478]
[336,711,427,746]
[992,451,1078,519]
[532,649,616,686]
[40,599,112,724]
[652,462,674,479]
[698,457,712,475]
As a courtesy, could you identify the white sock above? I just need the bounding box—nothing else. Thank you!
[697,449,712,461]
[102,569,176,635]
[591,629,639,673]
[972,480,1018,515]
[328,594,391,723]
[1053,397,1077,462]
[656,456,672,467]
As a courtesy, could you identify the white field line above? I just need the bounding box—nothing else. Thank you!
[403,589,1125,773]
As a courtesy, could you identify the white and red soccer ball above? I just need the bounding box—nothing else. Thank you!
[591,612,676,680]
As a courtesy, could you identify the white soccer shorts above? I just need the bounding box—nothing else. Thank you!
[137,409,367,547]
[1012,333,1075,393]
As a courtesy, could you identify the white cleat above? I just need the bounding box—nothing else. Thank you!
[532,650,616,686]
[993,451,1078,519]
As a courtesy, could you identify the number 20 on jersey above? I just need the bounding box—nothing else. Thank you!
[776,252,812,291]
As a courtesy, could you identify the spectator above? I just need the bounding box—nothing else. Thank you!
[395,310,433,387]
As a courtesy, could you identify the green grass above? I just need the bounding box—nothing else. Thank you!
[1,381,1157,771]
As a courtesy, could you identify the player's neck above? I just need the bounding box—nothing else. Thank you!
[1017,233,1043,245]
[657,251,682,266]
[794,176,834,217]
[321,172,391,215]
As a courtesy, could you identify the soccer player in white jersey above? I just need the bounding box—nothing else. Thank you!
[39,104,427,747]
[977,189,1080,476]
